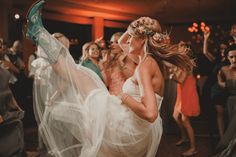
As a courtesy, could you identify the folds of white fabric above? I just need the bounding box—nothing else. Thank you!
[33,39,163,157]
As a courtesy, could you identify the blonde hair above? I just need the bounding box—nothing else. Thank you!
[81,42,92,61]
[110,32,123,42]
[129,17,194,73]
[81,42,100,61]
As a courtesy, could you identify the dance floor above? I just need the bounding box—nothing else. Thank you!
[24,119,216,157]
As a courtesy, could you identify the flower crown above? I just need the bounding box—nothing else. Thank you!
[152,32,170,43]
[130,17,170,43]
[130,17,155,36]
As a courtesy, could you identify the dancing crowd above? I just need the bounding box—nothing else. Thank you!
[0,1,236,157]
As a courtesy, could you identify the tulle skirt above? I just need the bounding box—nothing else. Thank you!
[40,88,162,157]
[32,49,162,157]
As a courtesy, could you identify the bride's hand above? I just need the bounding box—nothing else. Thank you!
[118,92,129,104]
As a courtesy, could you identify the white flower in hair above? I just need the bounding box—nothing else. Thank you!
[152,32,170,44]
[137,26,145,34]
[153,33,161,41]
[130,17,155,36]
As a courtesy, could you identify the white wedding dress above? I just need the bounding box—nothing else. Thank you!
[32,44,163,157]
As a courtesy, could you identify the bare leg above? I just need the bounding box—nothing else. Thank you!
[181,114,197,156]
[173,109,188,145]
[215,105,225,138]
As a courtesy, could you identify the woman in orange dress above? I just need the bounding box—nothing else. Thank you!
[173,74,200,156]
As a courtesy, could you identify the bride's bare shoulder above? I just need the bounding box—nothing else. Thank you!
[139,56,159,71]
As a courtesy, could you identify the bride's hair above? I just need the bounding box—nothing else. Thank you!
[128,17,194,73]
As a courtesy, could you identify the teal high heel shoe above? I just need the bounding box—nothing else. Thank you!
[26,0,45,43]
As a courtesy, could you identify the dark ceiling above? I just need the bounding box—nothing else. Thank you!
[4,0,236,24]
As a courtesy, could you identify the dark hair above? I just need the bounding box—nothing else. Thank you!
[224,44,236,56]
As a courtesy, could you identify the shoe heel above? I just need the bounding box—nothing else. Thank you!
[26,0,45,19]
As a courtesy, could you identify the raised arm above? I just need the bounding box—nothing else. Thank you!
[120,59,159,123]
[203,31,215,62]
[118,31,129,53]
[98,53,109,86]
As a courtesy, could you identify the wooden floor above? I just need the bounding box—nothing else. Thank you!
[156,134,214,157]
[24,126,216,157]
[23,103,219,157]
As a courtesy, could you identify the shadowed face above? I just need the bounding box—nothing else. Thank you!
[127,17,162,55]
[97,39,106,49]
[228,50,236,68]
[219,43,227,58]
[110,34,122,54]
[230,25,236,38]
[127,34,145,55]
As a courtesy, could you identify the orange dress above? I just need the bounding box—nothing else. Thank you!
[175,74,200,117]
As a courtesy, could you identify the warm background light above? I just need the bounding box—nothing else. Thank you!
[188,22,210,33]
[14,13,20,19]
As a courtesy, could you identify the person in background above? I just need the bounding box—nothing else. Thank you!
[203,30,229,138]
[5,40,25,72]
[80,42,108,85]
[172,44,199,156]
[173,73,200,156]
[95,36,108,52]
[104,32,138,95]
[215,44,236,157]
[25,1,194,155]
[0,38,19,83]
[28,45,38,78]
[229,24,236,45]
[0,65,25,157]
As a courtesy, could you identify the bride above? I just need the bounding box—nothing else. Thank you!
[26,1,194,157]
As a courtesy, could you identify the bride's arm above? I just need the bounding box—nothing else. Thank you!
[121,59,159,123]
[118,31,129,53]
